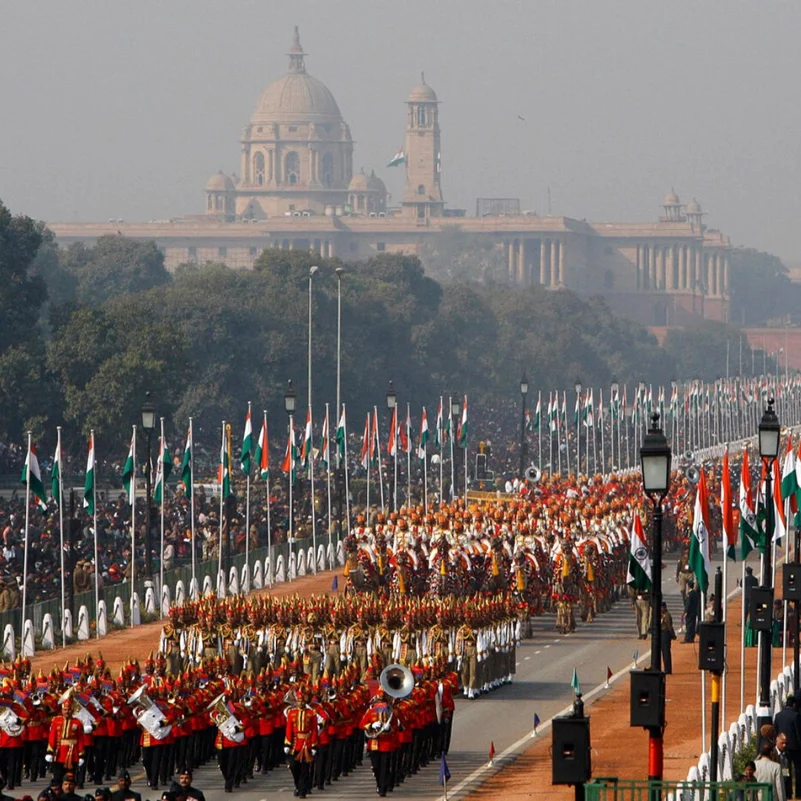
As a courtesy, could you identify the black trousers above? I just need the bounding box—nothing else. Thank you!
[0,747,22,789]
[218,746,244,792]
[142,745,167,787]
[661,633,674,674]
[369,750,393,797]
[289,755,314,797]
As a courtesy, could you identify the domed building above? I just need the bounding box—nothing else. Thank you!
[347,169,387,216]
[212,27,356,219]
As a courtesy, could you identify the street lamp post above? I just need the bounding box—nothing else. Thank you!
[758,398,781,729]
[450,396,461,500]
[284,380,297,545]
[639,411,672,784]
[574,378,582,476]
[141,392,156,580]
[519,374,529,478]
[386,381,397,511]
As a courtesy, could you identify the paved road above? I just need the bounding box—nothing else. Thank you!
[19,551,745,801]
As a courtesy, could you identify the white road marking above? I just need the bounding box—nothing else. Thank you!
[524,656,531,661]
[534,650,541,654]
[544,644,551,648]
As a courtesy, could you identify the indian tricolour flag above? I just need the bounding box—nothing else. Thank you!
[218,429,232,498]
[781,433,798,521]
[418,407,429,461]
[387,407,398,458]
[320,406,330,470]
[773,457,787,542]
[122,429,135,499]
[690,467,712,593]
[435,398,445,447]
[360,414,370,470]
[626,514,652,590]
[300,408,313,472]
[254,413,269,480]
[533,393,541,430]
[458,396,468,448]
[83,433,96,515]
[51,436,62,504]
[281,422,297,482]
[154,435,172,505]
[241,405,253,475]
[180,424,193,499]
[21,440,47,511]
[721,447,735,561]
[739,447,758,558]
[336,406,346,467]
[387,148,405,167]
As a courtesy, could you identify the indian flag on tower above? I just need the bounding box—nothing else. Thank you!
[21,439,47,511]
[387,147,405,167]
[690,467,712,593]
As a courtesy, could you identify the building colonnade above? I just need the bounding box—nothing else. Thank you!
[635,243,728,297]
[505,236,565,287]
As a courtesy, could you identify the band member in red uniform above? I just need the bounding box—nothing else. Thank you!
[45,695,85,785]
[360,691,398,798]
[284,685,318,800]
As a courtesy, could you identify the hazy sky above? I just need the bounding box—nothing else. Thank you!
[2,1,799,261]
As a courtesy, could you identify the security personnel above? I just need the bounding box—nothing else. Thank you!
[675,548,695,603]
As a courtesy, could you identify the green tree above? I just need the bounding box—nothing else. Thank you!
[729,248,801,326]
[662,320,751,382]
[71,235,171,305]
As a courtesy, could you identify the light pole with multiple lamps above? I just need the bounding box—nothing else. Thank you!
[519,374,529,478]
[638,411,672,784]
[757,398,781,730]
[141,392,156,580]
[284,380,297,543]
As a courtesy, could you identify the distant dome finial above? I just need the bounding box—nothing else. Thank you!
[287,26,306,73]
[421,71,425,84]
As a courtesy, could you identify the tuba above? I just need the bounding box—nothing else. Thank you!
[127,685,171,740]
[685,465,701,485]
[0,705,23,737]
[206,694,244,743]
[58,689,96,734]
[379,664,414,699]
[524,465,541,484]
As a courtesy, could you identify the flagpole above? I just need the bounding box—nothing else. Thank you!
[375,407,385,515]
[438,397,444,507]
[393,407,398,512]
[557,395,563,476]
[448,396,455,500]
[463,396,468,506]
[537,391,542,474]
[326,405,332,559]
[289,414,295,549]
[57,427,66,648]
[740,558,746,715]
[92,431,99,639]
[189,417,196,596]
[423,432,429,516]
[264,411,272,587]
[406,403,411,510]
[159,417,165,618]
[343,405,351,535]
[22,431,32,641]
[219,420,225,592]
[365,414,371,522]
[130,425,137,628]
[246,401,252,588]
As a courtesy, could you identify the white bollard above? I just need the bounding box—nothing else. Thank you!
[202,575,213,597]
[337,540,345,567]
[41,613,55,649]
[175,580,185,607]
[290,551,299,579]
[131,593,141,626]
[63,608,74,639]
[317,544,326,572]
[307,546,315,574]
[228,566,239,596]
[77,605,90,640]
[327,542,335,568]
[241,564,250,595]
[22,619,35,658]
[144,585,157,615]
[253,561,263,590]
[275,554,286,583]
[112,597,125,627]
[161,584,171,618]
[265,556,274,586]
[97,601,108,638]
[189,577,199,601]
[2,623,15,660]
[216,570,227,599]
[297,549,306,577]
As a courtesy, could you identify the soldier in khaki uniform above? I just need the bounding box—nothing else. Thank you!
[675,548,694,603]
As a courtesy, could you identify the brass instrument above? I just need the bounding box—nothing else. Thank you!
[58,689,96,734]
[127,685,171,740]
[380,664,414,700]
[0,705,24,737]
[206,693,244,743]
[524,465,541,483]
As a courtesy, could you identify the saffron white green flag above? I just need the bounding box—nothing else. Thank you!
[301,408,313,472]
[254,414,269,480]
[241,405,253,475]
[435,398,444,448]
[458,396,468,448]
[336,406,346,466]
[122,429,135,498]
[626,514,652,590]
[387,148,405,167]
[51,439,62,504]
[180,425,192,499]
[690,467,712,593]
[781,435,798,505]
[83,433,96,515]
[320,406,330,470]
[21,440,47,511]
[739,448,758,559]
[154,436,172,504]
[418,406,429,461]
